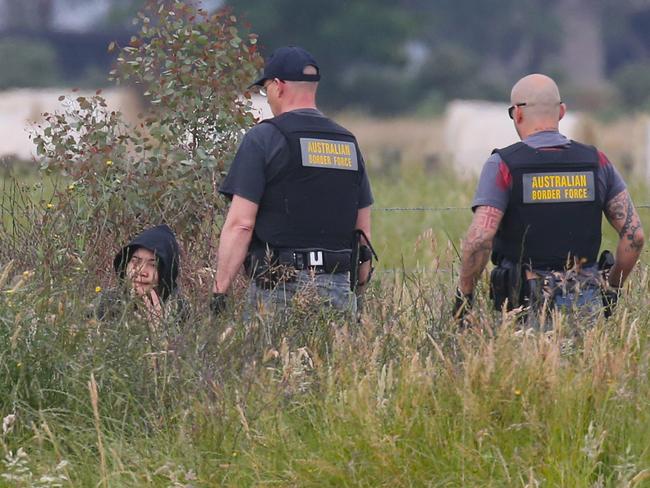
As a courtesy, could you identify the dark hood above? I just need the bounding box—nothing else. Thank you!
[113,224,181,301]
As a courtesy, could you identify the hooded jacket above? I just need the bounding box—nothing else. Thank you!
[113,224,181,301]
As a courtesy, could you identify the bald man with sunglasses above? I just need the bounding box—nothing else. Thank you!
[454,74,644,326]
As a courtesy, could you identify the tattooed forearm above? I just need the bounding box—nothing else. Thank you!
[459,206,504,293]
[621,194,644,251]
[606,190,644,252]
[605,190,645,286]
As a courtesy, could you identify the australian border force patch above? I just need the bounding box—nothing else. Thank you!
[300,138,358,171]
[522,171,595,203]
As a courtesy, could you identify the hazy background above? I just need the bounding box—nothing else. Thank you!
[2,0,650,113]
[2,0,650,179]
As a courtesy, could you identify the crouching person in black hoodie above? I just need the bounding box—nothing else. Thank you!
[93,224,188,328]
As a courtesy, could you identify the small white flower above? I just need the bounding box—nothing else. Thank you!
[2,414,16,436]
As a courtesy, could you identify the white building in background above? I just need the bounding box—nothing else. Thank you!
[0,89,271,162]
[443,100,581,178]
[249,93,273,121]
[0,88,141,161]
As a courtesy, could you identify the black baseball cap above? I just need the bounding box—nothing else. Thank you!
[250,46,320,88]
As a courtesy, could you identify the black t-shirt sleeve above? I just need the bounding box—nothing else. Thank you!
[357,152,374,208]
[221,120,374,209]
[219,124,273,204]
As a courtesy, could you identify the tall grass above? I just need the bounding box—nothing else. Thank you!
[0,165,649,486]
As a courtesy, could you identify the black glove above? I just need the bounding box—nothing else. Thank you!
[452,287,474,324]
[602,288,619,319]
[210,293,227,317]
[598,250,615,272]
[355,293,364,324]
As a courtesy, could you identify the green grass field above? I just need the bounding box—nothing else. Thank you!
[1,163,649,486]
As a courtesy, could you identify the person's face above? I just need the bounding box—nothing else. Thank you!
[262,78,282,116]
[126,247,159,297]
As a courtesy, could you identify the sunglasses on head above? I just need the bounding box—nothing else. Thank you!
[508,102,527,119]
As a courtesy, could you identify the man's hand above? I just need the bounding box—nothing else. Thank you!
[354,206,372,288]
[142,289,164,330]
[602,287,619,319]
[210,293,227,317]
[452,287,474,325]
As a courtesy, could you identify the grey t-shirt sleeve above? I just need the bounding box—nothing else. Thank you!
[358,152,374,208]
[219,123,284,204]
[597,151,627,204]
[471,153,510,212]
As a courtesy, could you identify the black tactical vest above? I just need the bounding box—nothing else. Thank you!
[493,141,602,270]
[252,111,363,251]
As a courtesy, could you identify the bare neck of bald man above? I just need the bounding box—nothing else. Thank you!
[511,74,563,137]
[279,65,318,113]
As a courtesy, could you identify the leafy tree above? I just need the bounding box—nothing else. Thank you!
[31,0,262,273]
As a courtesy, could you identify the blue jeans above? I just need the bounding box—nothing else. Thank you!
[243,270,356,321]
[529,281,603,331]
[552,286,602,314]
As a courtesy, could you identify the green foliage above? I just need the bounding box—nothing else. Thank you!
[102,0,148,27]
[30,0,262,269]
[222,0,650,115]
[423,0,560,66]
[0,38,61,89]
[1,161,649,484]
[338,68,420,116]
[226,0,415,111]
[1,229,649,484]
[2,1,650,482]
[227,0,412,66]
[416,43,481,101]
[612,62,650,112]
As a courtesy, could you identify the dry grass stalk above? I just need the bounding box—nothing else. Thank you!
[89,373,108,488]
[0,259,14,289]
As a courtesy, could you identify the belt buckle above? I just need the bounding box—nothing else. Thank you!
[307,251,323,267]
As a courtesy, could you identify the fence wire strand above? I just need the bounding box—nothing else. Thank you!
[374,203,650,275]
[377,204,650,212]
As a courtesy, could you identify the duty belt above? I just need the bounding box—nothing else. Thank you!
[246,247,352,290]
[246,246,352,278]
[275,248,352,273]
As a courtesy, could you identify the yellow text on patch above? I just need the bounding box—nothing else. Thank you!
[307,141,351,156]
[531,174,587,189]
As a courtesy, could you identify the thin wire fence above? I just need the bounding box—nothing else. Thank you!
[376,204,650,212]
[373,203,650,275]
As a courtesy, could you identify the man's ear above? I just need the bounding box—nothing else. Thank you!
[515,107,524,124]
[559,102,566,121]
[275,79,285,97]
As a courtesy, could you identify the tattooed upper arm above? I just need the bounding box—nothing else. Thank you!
[462,206,503,257]
[459,206,504,291]
[605,190,644,252]
[472,205,504,236]
[604,190,627,224]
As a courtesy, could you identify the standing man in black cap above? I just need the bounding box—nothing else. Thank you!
[211,46,374,319]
